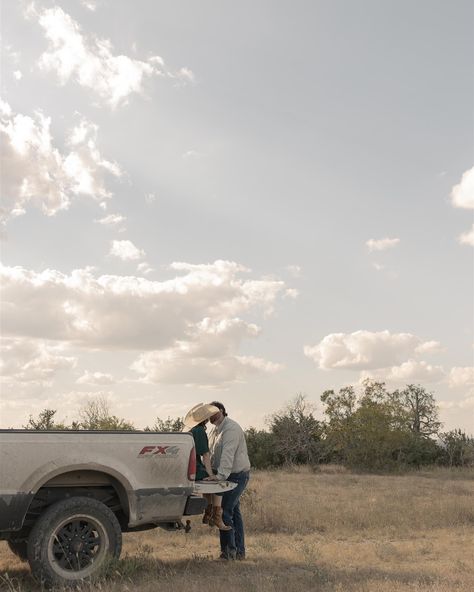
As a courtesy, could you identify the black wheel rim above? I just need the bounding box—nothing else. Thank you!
[48,514,109,579]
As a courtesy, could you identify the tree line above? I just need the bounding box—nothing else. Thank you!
[22,380,474,471]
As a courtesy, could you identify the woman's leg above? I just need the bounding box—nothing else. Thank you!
[210,493,231,531]
[202,493,213,524]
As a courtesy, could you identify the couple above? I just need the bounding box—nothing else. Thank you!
[183,401,250,560]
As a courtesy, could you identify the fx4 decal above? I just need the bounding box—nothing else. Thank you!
[138,445,180,457]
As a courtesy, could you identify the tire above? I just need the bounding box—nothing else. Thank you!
[27,496,122,587]
[7,540,28,562]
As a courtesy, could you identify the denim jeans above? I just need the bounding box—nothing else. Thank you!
[220,470,250,557]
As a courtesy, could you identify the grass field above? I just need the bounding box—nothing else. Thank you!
[1,465,473,591]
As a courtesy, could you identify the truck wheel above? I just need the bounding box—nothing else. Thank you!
[27,496,122,587]
[7,540,28,562]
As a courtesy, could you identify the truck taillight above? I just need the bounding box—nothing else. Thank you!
[188,446,196,481]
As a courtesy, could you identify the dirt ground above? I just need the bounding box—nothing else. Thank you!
[1,466,473,591]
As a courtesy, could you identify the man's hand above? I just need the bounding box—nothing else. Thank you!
[203,475,218,481]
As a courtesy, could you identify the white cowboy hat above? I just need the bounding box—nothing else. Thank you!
[183,403,220,429]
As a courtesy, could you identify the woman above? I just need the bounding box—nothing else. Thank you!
[183,403,231,531]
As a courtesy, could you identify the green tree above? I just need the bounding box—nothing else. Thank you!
[321,380,443,470]
[24,409,68,430]
[245,428,278,468]
[145,416,184,432]
[439,429,474,467]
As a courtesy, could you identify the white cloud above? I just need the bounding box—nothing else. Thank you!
[13,70,23,80]
[415,340,443,355]
[0,261,285,388]
[175,67,195,84]
[110,240,145,261]
[458,224,474,247]
[439,396,474,411]
[450,166,474,209]
[76,371,115,385]
[32,5,194,108]
[131,317,282,386]
[372,262,385,272]
[0,338,76,385]
[81,0,98,11]
[95,213,126,228]
[360,359,445,384]
[0,260,285,353]
[0,101,120,225]
[366,237,400,252]
[285,265,302,278]
[304,330,438,371]
[137,262,154,275]
[448,366,474,389]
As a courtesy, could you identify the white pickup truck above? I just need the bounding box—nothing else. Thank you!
[0,429,235,586]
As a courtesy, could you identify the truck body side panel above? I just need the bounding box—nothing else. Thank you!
[0,431,195,532]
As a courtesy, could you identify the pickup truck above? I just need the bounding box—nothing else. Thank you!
[0,429,235,586]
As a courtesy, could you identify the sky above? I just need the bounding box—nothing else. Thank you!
[1,0,473,433]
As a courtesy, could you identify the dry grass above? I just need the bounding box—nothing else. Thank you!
[1,466,473,591]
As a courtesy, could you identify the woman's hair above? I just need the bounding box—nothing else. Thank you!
[210,401,227,417]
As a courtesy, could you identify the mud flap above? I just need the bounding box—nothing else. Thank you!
[183,495,207,515]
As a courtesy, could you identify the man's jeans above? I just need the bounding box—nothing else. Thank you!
[220,470,250,558]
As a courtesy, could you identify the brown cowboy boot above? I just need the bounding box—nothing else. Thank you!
[202,504,213,525]
[211,506,231,531]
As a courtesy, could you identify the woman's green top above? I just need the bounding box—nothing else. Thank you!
[191,424,210,481]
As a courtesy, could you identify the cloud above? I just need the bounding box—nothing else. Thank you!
[285,265,302,278]
[81,0,98,11]
[414,340,443,355]
[95,213,126,228]
[76,371,115,385]
[137,262,154,275]
[175,67,195,84]
[366,238,400,252]
[361,360,445,384]
[458,224,474,247]
[0,338,76,385]
[0,100,120,225]
[13,70,23,80]
[450,166,474,210]
[131,317,282,386]
[448,366,474,389]
[110,240,145,261]
[32,5,194,107]
[304,330,439,371]
[0,261,285,387]
[438,396,474,411]
[0,260,286,352]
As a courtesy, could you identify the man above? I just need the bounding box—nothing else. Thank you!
[205,401,250,560]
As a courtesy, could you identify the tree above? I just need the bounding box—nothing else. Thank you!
[245,428,278,469]
[320,381,443,470]
[145,416,184,432]
[439,429,474,467]
[77,397,134,431]
[268,394,325,465]
[395,384,441,436]
[24,409,68,430]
